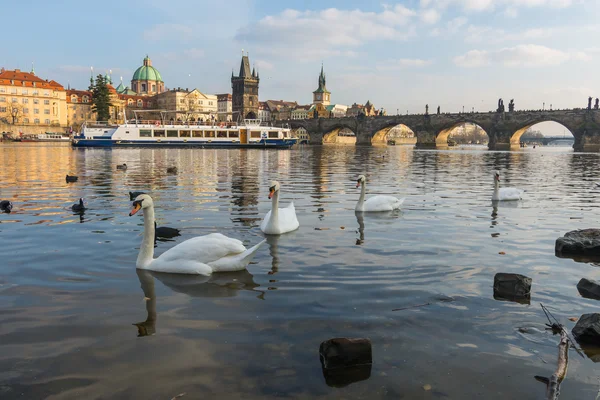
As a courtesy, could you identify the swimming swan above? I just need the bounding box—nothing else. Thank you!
[260,181,300,235]
[355,175,405,212]
[130,194,265,275]
[492,170,523,201]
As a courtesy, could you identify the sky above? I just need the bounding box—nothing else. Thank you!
[3,0,599,134]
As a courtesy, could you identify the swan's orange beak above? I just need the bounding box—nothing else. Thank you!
[268,187,275,199]
[129,201,142,216]
[356,181,360,188]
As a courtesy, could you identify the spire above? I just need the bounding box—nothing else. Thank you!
[68,82,70,90]
[239,54,251,78]
[231,69,234,78]
[252,66,256,78]
[90,66,94,85]
[30,62,35,75]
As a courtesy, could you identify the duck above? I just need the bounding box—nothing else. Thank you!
[66,174,78,183]
[355,175,405,212]
[116,163,127,170]
[0,200,13,213]
[129,194,265,275]
[260,181,300,235]
[154,221,180,240]
[129,191,146,201]
[492,170,523,201]
[71,198,86,212]
[166,166,177,174]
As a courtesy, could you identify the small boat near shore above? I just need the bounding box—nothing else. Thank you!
[21,133,70,142]
[72,112,297,149]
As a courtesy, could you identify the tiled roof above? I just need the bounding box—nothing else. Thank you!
[0,69,65,91]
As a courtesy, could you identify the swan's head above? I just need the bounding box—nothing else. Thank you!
[356,175,366,188]
[129,194,153,216]
[78,198,84,206]
[268,181,280,199]
[494,170,500,182]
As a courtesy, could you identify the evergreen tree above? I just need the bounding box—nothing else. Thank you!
[89,74,112,122]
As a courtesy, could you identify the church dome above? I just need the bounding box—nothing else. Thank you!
[132,56,163,82]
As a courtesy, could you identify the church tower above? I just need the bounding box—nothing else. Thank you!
[312,64,331,106]
[231,53,259,120]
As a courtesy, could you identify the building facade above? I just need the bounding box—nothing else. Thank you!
[266,100,297,121]
[326,104,348,118]
[231,53,259,120]
[153,88,217,122]
[0,68,67,133]
[131,55,164,96]
[217,93,232,122]
[291,105,311,119]
[258,101,270,123]
[312,65,331,106]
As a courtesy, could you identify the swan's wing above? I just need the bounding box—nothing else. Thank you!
[499,188,523,200]
[363,195,404,212]
[156,233,246,266]
[278,202,300,232]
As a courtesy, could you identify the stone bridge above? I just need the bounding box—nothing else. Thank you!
[281,108,600,151]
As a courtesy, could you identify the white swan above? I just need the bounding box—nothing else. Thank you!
[355,175,405,212]
[260,181,299,235]
[130,194,265,275]
[492,170,523,201]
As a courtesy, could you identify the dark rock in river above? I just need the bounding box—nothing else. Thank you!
[577,278,600,300]
[555,229,600,256]
[572,313,600,344]
[493,273,532,304]
[319,338,372,387]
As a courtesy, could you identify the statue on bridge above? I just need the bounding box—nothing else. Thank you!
[437,105,440,115]
[425,104,429,115]
[313,109,318,119]
[508,99,514,112]
[588,96,593,110]
[595,98,599,110]
[497,98,505,113]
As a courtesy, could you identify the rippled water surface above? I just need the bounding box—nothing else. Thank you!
[1,143,600,399]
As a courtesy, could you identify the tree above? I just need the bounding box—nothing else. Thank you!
[1,102,24,124]
[89,74,112,122]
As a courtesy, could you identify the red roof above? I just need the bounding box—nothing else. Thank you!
[0,69,65,91]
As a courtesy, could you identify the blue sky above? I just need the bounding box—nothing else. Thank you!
[3,0,599,132]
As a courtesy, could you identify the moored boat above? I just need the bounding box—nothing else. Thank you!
[21,133,70,142]
[72,114,297,149]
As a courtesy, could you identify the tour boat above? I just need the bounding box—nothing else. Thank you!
[72,114,297,149]
[21,133,70,142]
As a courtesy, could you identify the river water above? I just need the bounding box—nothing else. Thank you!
[0,143,599,399]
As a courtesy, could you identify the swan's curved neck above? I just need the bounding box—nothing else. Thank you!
[493,179,499,192]
[270,190,280,224]
[137,206,155,269]
[356,181,366,211]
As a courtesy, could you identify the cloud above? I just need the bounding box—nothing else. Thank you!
[235,5,418,60]
[156,48,205,62]
[255,60,274,71]
[454,44,577,67]
[503,7,519,17]
[143,23,195,41]
[421,8,441,24]
[376,58,433,70]
[429,0,576,12]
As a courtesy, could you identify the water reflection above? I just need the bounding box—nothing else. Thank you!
[354,209,402,245]
[266,234,280,275]
[134,268,265,337]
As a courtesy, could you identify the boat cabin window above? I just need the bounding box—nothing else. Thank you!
[180,131,191,137]
[140,129,152,137]
[268,131,279,139]
[167,130,178,137]
[153,130,165,137]
[228,131,239,138]
[217,131,227,138]
[205,131,215,138]
[250,131,261,138]
[192,130,203,137]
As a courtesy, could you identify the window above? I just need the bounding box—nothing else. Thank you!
[44,99,50,105]
[180,99,185,104]
[167,130,178,137]
[192,130,203,137]
[250,131,261,138]
[71,96,77,103]
[33,99,39,104]
[22,89,28,95]
[139,129,152,137]
[22,98,28,104]
[127,99,133,105]
[12,97,17,103]
[228,131,239,138]
[34,108,39,114]
[0,88,5,93]
[44,91,49,96]
[44,109,50,114]
[153,130,165,137]
[209,101,213,106]
[141,83,146,92]
[179,131,191,137]
[23,108,28,113]
[0,97,4,102]
[23,118,29,123]
[11,88,17,94]
[152,84,156,92]
[83,96,89,103]
[0,107,6,113]
[269,132,279,139]
[136,99,143,107]
[33,90,38,95]
[199,100,203,105]
[217,131,227,138]
[44,119,50,124]
[34,118,40,124]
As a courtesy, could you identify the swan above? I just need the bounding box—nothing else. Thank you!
[130,194,265,275]
[492,170,523,201]
[355,175,405,212]
[260,181,300,235]
[129,191,146,201]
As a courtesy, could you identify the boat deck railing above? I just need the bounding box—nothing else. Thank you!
[83,119,290,130]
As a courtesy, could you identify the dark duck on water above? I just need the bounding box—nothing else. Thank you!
[71,198,86,212]
[0,200,13,213]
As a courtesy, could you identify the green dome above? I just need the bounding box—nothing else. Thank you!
[132,56,163,82]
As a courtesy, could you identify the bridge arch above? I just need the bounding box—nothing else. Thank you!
[511,120,574,146]
[436,121,490,146]
[371,124,416,146]
[324,127,356,144]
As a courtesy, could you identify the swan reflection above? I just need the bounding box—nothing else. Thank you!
[134,268,264,337]
[491,200,520,227]
[354,210,402,245]
[266,234,280,275]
